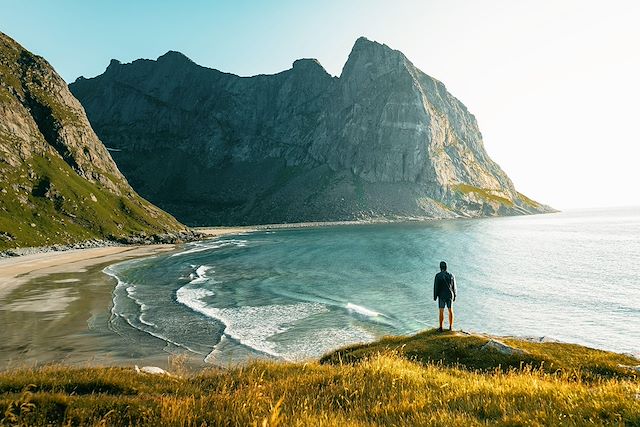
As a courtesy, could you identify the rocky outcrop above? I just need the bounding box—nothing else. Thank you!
[70,37,554,226]
[0,32,192,249]
[481,339,527,356]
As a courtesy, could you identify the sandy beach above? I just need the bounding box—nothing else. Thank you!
[0,226,249,301]
[196,226,256,236]
[0,227,248,369]
[0,245,175,302]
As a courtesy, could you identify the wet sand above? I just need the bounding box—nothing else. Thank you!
[0,227,249,301]
[0,246,183,369]
[0,229,247,370]
[0,246,174,302]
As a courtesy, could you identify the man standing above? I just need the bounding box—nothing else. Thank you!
[433,261,456,332]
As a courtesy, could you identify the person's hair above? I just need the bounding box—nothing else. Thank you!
[440,261,447,271]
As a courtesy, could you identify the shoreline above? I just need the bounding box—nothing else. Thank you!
[0,245,175,303]
[0,226,256,369]
[0,245,180,369]
[193,225,258,236]
[1,215,638,368]
[1,213,556,260]
[194,218,444,237]
[205,218,444,232]
[0,244,209,370]
[0,227,250,302]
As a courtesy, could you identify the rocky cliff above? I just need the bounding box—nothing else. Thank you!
[0,32,192,249]
[70,37,553,226]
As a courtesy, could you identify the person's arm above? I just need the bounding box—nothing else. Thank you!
[433,274,438,301]
[451,274,457,301]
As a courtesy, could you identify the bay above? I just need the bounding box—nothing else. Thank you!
[107,207,640,364]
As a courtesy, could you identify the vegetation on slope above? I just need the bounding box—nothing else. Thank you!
[1,330,638,426]
[323,329,639,380]
[517,191,543,210]
[453,183,515,208]
[0,152,184,250]
[0,32,190,250]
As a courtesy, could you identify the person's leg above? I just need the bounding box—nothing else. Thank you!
[448,306,454,331]
[438,308,444,331]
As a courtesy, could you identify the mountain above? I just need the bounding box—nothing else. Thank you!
[0,32,192,250]
[70,37,553,226]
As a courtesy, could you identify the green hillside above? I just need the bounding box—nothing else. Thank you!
[0,32,190,250]
[0,152,186,249]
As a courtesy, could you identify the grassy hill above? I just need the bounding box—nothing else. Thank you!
[1,330,638,426]
[0,151,191,251]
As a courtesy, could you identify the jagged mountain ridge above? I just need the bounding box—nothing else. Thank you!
[0,32,191,249]
[70,37,552,225]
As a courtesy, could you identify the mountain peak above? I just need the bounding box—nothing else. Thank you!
[353,36,378,48]
[105,58,121,71]
[292,58,328,74]
[351,36,396,55]
[340,36,408,79]
[157,50,193,64]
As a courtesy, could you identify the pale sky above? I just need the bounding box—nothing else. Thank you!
[1,0,639,209]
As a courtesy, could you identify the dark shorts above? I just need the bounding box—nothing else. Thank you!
[438,298,452,309]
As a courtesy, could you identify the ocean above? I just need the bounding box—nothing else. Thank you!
[105,207,640,364]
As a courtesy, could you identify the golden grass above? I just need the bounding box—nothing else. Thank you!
[1,332,638,426]
[324,330,640,380]
[453,184,515,207]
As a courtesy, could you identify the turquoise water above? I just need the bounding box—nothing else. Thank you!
[106,207,640,364]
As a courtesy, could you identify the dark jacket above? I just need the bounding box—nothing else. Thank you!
[433,271,456,301]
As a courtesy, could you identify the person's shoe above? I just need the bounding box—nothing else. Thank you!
[448,327,453,331]
[437,327,443,333]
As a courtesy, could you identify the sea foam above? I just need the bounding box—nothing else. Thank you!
[176,282,329,360]
[104,266,206,355]
[171,239,248,257]
[346,302,380,317]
